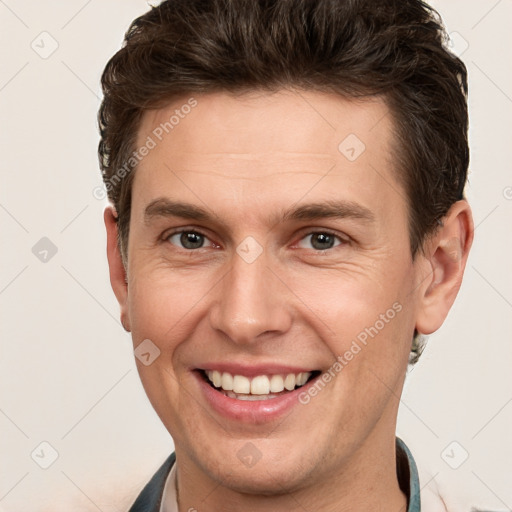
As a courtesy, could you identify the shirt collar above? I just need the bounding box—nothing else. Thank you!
[397,437,422,512]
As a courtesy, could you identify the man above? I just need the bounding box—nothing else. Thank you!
[98,0,473,510]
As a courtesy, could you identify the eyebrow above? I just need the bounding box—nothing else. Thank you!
[143,198,375,226]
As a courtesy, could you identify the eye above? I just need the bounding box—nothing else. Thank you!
[166,230,215,250]
[297,231,344,251]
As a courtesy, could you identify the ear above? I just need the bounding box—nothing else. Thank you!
[104,206,131,332]
[415,200,474,335]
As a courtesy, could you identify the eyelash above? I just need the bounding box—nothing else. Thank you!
[161,228,348,252]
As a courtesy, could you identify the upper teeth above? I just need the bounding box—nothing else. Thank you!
[206,371,311,395]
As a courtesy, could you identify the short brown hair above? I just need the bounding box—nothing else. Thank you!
[98,0,469,364]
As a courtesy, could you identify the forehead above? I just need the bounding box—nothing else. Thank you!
[136,89,391,161]
[131,89,403,227]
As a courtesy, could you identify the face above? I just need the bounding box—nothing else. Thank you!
[110,90,444,494]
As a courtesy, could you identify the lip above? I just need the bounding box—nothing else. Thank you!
[193,369,321,424]
[195,363,316,378]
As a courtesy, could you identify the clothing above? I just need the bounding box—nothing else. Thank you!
[128,437,421,511]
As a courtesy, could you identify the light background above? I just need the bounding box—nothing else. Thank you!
[0,1,511,510]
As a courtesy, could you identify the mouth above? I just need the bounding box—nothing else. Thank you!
[197,369,321,401]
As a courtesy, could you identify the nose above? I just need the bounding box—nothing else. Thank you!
[208,246,292,344]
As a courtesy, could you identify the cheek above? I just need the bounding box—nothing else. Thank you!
[126,272,199,356]
[289,270,386,332]
[300,275,413,427]
[126,271,209,431]
[288,265,415,365]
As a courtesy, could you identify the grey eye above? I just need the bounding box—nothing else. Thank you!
[298,232,342,250]
[168,231,212,249]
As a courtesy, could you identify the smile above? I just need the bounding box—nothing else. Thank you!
[201,369,320,401]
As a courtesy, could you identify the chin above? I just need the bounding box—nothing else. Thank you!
[214,464,307,496]
[195,440,313,496]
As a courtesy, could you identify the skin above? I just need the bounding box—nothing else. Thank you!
[105,89,473,511]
